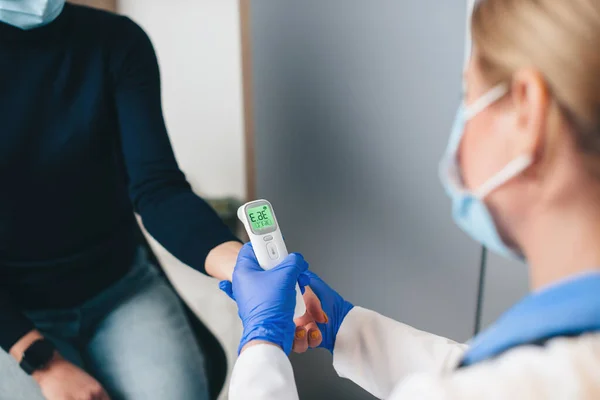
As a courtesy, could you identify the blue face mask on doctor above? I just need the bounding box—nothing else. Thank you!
[0,0,65,30]
[440,84,533,260]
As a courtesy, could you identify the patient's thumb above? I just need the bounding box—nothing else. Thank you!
[303,286,327,324]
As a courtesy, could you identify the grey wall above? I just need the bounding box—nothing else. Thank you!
[481,255,529,328]
[249,1,528,399]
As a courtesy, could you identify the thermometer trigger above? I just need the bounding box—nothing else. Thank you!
[266,242,279,260]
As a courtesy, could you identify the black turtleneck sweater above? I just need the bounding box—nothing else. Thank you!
[0,4,238,351]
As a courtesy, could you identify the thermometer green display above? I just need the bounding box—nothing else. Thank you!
[246,204,275,232]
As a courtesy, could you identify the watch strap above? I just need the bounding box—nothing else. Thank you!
[19,339,56,375]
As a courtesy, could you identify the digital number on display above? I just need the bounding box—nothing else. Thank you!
[247,205,275,231]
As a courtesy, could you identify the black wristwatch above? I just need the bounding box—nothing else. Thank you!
[20,339,56,375]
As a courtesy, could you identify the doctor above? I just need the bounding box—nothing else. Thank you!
[221,0,600,398]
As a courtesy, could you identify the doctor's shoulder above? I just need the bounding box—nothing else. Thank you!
[389,333,600,400]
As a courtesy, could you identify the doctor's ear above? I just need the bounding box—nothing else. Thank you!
[510,69,552,162]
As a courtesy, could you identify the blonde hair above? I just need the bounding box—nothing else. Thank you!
[471,0,600,172]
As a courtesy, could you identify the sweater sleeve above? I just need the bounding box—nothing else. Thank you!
[111,18,239,275]
[0,291,34,352]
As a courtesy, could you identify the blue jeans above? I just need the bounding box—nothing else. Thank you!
[0,248,209,400]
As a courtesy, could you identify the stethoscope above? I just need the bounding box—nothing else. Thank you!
[473,247,487,335]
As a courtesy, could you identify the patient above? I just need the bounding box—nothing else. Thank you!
[0,2,240,399]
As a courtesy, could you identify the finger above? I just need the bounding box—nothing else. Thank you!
[294,309,315,327]
[305,321,323,348]
[234,243,268,278]
[237,242,261,268]
[100,390,112,400]
[298,272,310,295]
[304,270,325,286]
[218,281,235,300]
[92,387,110,400]
[292,327,308,353]
[298,272,310,290]
[273,253,308,276]
[290,253,309,274]
[303,271,332,308]
[303,286,327,324]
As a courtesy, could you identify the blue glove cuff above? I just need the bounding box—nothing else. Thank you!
[317,300,354,354]
[238,322,296,355]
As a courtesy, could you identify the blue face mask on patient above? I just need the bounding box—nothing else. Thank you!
[439,84,533,261]
[0,0,65,30]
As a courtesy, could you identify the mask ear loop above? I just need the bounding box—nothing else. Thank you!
[463,84,532,199]
[464,85,508,121]
[474,154,533,199]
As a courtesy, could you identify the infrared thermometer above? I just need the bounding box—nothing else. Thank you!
[237,199,306,318]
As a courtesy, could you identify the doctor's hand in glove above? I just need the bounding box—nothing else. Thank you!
[293,271,354,354]
[219,243,311,355]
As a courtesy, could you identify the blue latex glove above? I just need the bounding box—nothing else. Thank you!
[219,243,309,355]
[305,271,354,353]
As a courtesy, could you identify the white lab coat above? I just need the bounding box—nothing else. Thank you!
[229,307,600,399]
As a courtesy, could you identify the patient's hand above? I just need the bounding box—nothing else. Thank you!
[11,330,110,399]
[293,286,327,353]
[293,272,354,354]
[34,355,110,400]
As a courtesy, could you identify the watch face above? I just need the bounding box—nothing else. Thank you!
[21,339,55,374]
